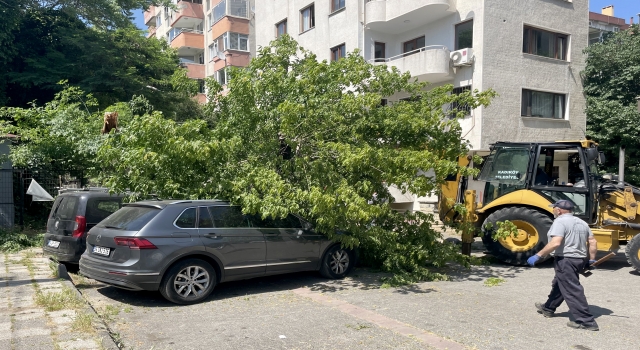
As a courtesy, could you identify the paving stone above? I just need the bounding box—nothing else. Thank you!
[13,334,54,350]
[57,338,100,350]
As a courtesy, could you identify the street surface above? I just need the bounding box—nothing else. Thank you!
[69,241,640,350]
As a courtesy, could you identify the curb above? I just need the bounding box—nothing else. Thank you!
[58,263,121,350]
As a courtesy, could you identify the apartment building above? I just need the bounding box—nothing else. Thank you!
[256,0,589,211]
[589,5,631,45]
[144,0,255,101]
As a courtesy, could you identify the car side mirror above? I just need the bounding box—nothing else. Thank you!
[598,152,606,165]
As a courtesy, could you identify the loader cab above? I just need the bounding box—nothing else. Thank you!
[478,142,600,224]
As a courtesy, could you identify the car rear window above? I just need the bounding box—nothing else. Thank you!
[98,206,160,231]
[86,198,121,224]
[52,197,79,220]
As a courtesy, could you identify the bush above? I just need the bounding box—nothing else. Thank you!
[0,229,44,252]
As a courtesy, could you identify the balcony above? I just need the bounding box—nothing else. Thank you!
[365,0,456,34]
[170,29,205,55]
[213,0,249,24]
[144,6,156,26]
[171,1,204,28]
[180,62,205,79]
[372,46,452,83]
[146,26,157,38]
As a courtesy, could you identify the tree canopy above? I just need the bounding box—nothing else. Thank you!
[583,25,640,184]
[1,36,497,282]
[0,0,199,120]
[94,36,496,282]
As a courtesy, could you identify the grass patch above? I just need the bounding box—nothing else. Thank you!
[0,229,44,252]
[346,323,371,330]
[99,305,120,322]
[484,277,506,287]
[49,260,59,278]
[123,306,133,314]
[71,312,95,333]
[35,287,84,311]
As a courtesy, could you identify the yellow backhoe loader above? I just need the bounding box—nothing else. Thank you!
[439,140,640,272]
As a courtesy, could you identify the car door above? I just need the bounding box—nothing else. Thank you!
[249,214,322,274]
[199,206,266,281]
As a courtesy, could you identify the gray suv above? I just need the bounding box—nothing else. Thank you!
[79,200,355,304]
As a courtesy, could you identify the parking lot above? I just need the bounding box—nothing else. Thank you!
[69,243,640,350]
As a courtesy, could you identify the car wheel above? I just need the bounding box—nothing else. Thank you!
[159,259,217,305]
[319,245,355,279]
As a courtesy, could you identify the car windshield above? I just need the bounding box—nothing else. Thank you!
[97,206,160,231]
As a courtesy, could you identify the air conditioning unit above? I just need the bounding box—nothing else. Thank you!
[450,48,474,67]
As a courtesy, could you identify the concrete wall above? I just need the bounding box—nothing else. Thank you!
[256,0,362,62]
[480,0,588,149]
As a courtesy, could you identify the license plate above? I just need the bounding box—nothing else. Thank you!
[92,246,110,256]
[47,240,60,248]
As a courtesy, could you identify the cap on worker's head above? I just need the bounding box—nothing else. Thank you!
[549,200,574,211]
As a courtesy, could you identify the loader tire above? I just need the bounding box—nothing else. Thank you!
[625,234,640,273]
[481,207,553,265]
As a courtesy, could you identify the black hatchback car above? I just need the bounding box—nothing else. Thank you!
[79,200,355,304]
[43,189,123,263]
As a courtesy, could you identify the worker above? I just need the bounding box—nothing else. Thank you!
[526,199,599,331]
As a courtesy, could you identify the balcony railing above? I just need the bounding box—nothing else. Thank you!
[370,45,452,83]
[169,28,203,43]
[213,0,249,25]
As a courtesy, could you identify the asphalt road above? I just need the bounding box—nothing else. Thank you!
[70,245,640,350]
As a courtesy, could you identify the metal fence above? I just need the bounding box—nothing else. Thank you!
[8,167,87,228]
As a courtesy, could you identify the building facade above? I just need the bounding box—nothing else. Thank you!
[589,5,630,45]
[256,0,589,211]
[143,0,255,101]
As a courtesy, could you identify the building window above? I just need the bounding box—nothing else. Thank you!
[403,36,425,55]
[300,4,315,32]
[213,0,226,23]
[216,68,228,86]
[374,42,386,62]
[521,89,566,119]
[223,32,249,51]
[276,20,287,37]
[208,42,217,60]
[156,14,162,27]
[331,0,345,12]
[198,79,206,94]
[523,26,568,60]
[331,44,346,61]
[164,6,170,20]
[207,13,212,31]
[455,20,473,49]
[451,86,471,115]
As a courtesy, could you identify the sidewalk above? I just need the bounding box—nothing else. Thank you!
[0,248,118,350]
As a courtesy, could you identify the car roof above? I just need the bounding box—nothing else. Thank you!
[125,199,228,209]
[57,189,124,198]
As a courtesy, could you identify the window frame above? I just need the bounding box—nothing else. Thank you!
[173,207,198,229]
[330,43,346,61]
[276,19,287,37]
[523,25,569,61]
[331,0,345,12]
[374,41,386,62]
[402,36,425,55]
[209,205,251,228]
[216,67,229,86]
[521,88,567,120]
[450,85,472,116]
[300,4,315,33]
[455,19,474,50]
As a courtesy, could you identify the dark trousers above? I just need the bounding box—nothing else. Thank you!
[544,256,596,324]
